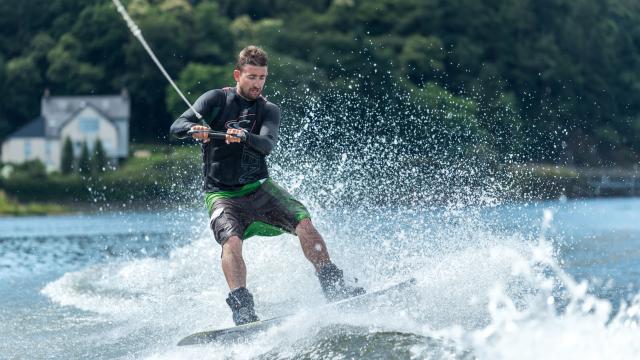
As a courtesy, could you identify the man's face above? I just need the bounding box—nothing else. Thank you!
[234,65,268,100]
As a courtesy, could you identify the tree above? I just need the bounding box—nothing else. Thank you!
[5,56,43,126]
[399,35,445,86]
[78,141,91,174]
[2,0,640,164]
[46,34,104,94]
[166,63,232,118]
[92,138,107,173]
[60,137,74,175]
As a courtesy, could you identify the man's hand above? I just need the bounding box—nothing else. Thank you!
[226,128,246,144]
[191,125,210,143]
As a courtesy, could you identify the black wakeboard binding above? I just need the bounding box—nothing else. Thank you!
[226,287,259,326]
[317,262,366,302]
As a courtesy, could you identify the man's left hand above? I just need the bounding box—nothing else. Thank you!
[226,128,246,144]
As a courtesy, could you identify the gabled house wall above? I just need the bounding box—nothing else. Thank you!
[1,90,130,172]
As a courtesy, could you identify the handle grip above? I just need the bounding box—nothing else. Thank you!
[187,129,239,140]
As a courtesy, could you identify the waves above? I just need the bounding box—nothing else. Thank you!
[35,200,640,359]
[34,85,640,358]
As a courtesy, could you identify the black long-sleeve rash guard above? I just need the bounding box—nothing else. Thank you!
[170,88,282,191]
[170,88,280,155]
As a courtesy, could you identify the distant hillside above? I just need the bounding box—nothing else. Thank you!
[1,0,639,166]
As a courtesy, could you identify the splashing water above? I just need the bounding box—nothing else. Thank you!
[465,239,640,360]
[35,203,640,359]
[4,68,639,358]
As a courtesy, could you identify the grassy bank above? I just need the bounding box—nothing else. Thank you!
[508,164,640,199]
[0,145,202,212]
[1,145,637,216]
[0,191,67,216]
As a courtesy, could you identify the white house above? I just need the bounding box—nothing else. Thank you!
[1,90,130,172]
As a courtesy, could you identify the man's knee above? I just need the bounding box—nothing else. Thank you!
[296,218,313,233]
[222,236,243,257]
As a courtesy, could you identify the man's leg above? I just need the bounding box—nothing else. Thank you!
[254,179,364,301]
[221,235,246,289]
[295,218,365,301]
[295,218,331,271]
[220,235,259,325]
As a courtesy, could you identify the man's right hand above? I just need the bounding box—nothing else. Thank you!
[190,125,210,143]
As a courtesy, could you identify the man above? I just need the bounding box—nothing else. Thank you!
[170,46,364,326]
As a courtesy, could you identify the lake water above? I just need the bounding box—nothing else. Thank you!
[1,197,639,359]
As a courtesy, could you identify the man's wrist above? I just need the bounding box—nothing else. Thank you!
[239,129,249,142]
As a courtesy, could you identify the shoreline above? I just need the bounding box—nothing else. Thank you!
[509,164,640,199]
[1,192,638,217]
[0,192,67,216]
[2,163,639,216]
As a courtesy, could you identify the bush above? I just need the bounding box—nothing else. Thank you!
[10,159,47,179]
[1,145,202,204]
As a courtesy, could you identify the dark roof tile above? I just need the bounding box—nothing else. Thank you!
[8,117,46,138]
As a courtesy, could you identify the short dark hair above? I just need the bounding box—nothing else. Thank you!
[236,46,268,70]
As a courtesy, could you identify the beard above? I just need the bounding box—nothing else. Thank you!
[239,86,262,100]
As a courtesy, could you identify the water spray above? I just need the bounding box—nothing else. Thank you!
[111,0,203,121]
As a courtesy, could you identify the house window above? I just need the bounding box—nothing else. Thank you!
[24,141,31,158]
[79,117,99,134]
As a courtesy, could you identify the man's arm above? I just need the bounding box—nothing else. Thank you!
[170,89,224,138]
[244,104,280,155]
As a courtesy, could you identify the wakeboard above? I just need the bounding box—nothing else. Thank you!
[177,277,416,346]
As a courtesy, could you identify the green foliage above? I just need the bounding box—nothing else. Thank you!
[0,190,66,216]
[0,0,639,165]
[230,16,284,50]
[9,159,47,179]
[78,141,91,174]
[4,56,43,123]
[61,137,74,175]
[191,2,234,64]
[266,53,330,101]
[399,35,445,86]
[68,3,129,92]
[46,34,105,94]
[166,63,233,117]
[93,138,107,173]
[0,145,200,203]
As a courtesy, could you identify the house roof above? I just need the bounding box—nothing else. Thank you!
[58,102,118,131]
[42,94,130,120]
[7,116,46,139]
[41,92,130,137]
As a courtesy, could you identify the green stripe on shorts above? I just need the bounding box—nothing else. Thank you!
[204,179,263,216]
[204,178,311,239]
[259,179,311,222]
